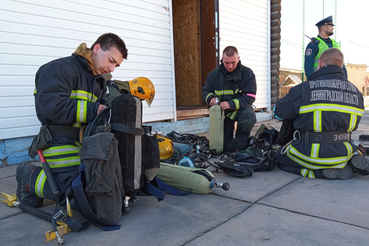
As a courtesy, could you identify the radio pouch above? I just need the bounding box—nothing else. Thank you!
[28,125,53,159]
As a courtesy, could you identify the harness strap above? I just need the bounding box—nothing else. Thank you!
[141,176,190,201]
[300,131,351,144]
[51,166,87,233]
[111,123,144,135]
[71,163,121,231]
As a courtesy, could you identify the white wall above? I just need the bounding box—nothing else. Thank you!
[219,0,270,109]
[0,0,176,140]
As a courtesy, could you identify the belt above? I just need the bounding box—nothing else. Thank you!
[48,125,80,143]
[299,131,351,144]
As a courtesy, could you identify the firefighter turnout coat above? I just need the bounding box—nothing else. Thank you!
[202,60,257,120]
[275,65,364,174]
[32,44,106,198]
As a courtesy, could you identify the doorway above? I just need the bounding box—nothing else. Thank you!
[172,0,219,109]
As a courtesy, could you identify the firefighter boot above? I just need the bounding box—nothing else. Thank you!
[16,163,44,207]
[320,164,354,180]
[348,155,369,175]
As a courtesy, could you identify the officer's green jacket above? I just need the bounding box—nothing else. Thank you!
[202,60,257,120]
[275,65,364,170]
[304,35,348,79]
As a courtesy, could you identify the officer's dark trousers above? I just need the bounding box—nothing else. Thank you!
[224,107,256,148]
[275,147,325,178]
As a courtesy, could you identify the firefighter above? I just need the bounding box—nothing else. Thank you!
[304,15,348,79]
[275,48,368,179]
[202,46,257,149]
[16,33,128,207]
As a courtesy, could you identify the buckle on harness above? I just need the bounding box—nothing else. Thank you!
[54,210,67,222]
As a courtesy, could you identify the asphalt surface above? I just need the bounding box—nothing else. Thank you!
[1,112,369,246]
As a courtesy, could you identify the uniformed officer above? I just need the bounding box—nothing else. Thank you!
[304,15,348,80]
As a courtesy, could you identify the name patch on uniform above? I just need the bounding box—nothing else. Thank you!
[306,48,312,56]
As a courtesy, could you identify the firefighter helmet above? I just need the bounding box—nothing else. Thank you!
[157,136,174,160]
[128,77,155,107]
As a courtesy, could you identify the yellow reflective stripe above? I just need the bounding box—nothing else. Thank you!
[42,145,80,157]
[300,104,364,116]
[70,90,98,102]
[205,93,215,102]
[344,142,353,156]
[311,143,320,158]
[45,156,81,168]
[233,99,240,110]
[228,111,238,120]
[34,87,37,95]
[348,114,357,132]
[73,122,82,128]
[308,170,316,179]
[35,169,46,198]
[289,146,352,165]
[300,169,308,177]
[214,90,235,96]
[76,100,87,123]
[313,111,322,132]
[287,151,347,170]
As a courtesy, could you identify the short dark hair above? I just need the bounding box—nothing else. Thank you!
[223,46,238,57]
[90,33,128,59]
[320,48,344,67]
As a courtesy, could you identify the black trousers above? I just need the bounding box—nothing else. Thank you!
[223,107,256,148]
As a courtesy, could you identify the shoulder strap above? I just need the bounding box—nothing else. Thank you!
[111,123,144,135]
[141,176,190,201]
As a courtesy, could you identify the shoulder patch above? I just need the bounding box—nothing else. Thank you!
[305,48,312,56]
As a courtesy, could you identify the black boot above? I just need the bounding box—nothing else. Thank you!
[320,165,354,180]
[16,163,44,207]
[348,155,369,175]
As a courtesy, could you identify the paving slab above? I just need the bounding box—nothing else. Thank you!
[0,176,19,220]
[259,175,369,229]
[1,192,251,246]
[187,203,369,246]
[211,168,300,202]
[0,164,17,179]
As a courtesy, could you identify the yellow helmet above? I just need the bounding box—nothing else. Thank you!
[157,136,174,160]
[128,77,155,107]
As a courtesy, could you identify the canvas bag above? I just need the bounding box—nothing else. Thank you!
[78,132,124,224]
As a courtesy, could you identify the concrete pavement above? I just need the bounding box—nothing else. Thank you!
[1,112,369,246]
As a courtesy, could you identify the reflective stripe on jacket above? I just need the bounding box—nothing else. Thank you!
[275,65,364,169]
[202,60,257,120]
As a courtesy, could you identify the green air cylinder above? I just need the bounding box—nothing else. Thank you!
[209,105,224,154]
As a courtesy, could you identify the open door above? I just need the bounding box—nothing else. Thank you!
[172,0,219,118]
[201,0,220,89]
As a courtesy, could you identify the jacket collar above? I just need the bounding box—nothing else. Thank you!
[220,59,242,76]
[74,42,98,76]
[309,65,346,80]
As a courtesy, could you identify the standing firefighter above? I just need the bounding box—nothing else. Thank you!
[17,33,127,207]
[275,48,369,179]
[202,46,257,149]
[304,15,348,79]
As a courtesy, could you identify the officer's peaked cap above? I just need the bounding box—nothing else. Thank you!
[315,15,334,27]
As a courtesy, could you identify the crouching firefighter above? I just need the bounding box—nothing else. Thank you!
[16,33,128,237]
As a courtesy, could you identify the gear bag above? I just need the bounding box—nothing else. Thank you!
[77,132,123,225]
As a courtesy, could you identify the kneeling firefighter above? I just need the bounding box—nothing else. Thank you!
[17,69,158,230]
